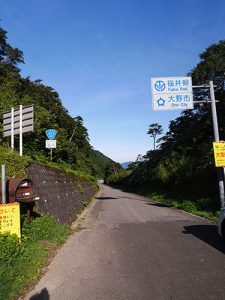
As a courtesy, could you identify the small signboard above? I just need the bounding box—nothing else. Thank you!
[213,142,225,167]
[0,203,21,238]
[46,140,57,148]
[151,77,193,111]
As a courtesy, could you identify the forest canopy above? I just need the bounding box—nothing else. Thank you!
[0,25,121,178]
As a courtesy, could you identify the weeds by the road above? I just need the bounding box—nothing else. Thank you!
[0,214,71,300]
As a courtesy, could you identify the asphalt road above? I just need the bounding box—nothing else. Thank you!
[25,184,225,300]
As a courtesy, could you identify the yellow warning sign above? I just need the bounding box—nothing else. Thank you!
[0,203,21,238]
[213,142,225,167]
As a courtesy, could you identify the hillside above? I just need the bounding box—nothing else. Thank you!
[94,150,122,178]
[0,25,118,178]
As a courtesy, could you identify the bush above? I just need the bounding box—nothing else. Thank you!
[155,152,193,183]
[0,145,30,178]
[105,170,131,186]
[22,214,71,245]
[180,200,198,213]
[0,214,71,299]
[0,233,24,263]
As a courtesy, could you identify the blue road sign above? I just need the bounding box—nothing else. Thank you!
[151,77,193,111]
[45,129,57,140]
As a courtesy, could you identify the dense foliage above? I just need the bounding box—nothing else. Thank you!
[0,214,71,300]
[0,144,30,177]
[107,40,225,213]
[0,26,120,178]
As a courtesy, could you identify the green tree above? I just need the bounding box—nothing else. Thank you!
[147,123,163,150]
[105,161,122,178]
[0,27,24,77]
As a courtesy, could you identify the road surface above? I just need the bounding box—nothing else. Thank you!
[25,184,225,300]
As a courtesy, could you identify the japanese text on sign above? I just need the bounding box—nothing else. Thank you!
[213,142,225,167]
[151,77,193,111]
[45,139,57,148]
[0,203,21,238]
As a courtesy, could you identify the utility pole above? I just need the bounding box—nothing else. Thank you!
[193,81,225,207]
[209,81,225,207]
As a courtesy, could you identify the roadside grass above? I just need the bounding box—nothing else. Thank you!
[0,214,71,300]
[115,183,221,223]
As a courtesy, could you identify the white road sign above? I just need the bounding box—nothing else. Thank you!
[3,105,34,137]
[45,140,57,149]
[151,77,193,111]
[3,104,34,156]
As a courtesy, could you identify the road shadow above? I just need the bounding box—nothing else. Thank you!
[96,196,148,202]
[120,196,147,202]
[183,225,225,254]
[29,288,49,300]
[95,196,118,200]
[145,202,171,208]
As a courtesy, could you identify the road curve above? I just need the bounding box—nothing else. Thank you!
[25,184,225,300]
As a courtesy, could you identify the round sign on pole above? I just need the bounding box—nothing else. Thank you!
[45,129,57,140]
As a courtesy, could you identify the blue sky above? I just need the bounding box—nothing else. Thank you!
[1,0,225,162]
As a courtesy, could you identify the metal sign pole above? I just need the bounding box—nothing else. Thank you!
[19,105,23,156]
[50,149,53,162]
[210,81,220,141]
[11,108,14,149]
[1,165,6,204]
[209,81,225,207]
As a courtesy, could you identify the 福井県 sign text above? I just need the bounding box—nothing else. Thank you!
[151,77,193,111]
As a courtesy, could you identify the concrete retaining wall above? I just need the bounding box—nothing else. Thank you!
[27,163,96,224]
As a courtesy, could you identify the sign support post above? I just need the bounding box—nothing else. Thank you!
[209,81,225,207]
[50,149,53,162]
[1,165,6,204]
[19,105,23,156]
[11,108,14,149]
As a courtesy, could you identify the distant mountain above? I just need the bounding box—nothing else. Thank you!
[94,150,114,167]
[121,161,133,169]
[94,150,122,177]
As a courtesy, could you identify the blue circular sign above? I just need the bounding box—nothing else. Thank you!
[154,80,166,92]
[46,129,57,140]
